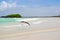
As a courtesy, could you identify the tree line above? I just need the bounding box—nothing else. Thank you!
[0,14,22,18]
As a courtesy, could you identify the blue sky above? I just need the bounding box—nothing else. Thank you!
[0,0,60,16]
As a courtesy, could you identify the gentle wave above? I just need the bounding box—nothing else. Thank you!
[0,18,39,24]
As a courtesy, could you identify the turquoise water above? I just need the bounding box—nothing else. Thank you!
[0,18,29,24]
[0,18,16,24]
[0,18,42,25]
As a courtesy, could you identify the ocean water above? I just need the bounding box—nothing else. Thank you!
[0,18,40,24]
[0,18,17,24]
[0,18,57,24]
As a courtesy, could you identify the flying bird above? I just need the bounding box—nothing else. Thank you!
[20,21,30,26]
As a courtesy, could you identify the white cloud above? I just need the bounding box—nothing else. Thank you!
[8,2,16,8]
[0,1,7,10]
[0,1,16,11]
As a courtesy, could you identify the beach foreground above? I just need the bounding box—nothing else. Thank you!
[0,17,60,40]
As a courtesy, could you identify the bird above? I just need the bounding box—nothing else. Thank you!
[20,21,30,26]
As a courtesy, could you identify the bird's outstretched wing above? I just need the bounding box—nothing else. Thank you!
[20,21,30,26]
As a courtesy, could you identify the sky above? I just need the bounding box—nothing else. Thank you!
[0,0,60,16]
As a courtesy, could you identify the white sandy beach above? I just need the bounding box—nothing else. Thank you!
[0,17,60,40]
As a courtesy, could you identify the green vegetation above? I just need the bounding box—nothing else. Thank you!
[6,14,22,18]
[1,14,22,18]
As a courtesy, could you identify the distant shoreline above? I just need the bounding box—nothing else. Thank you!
[0,16,60,18]
[22,16,60,18]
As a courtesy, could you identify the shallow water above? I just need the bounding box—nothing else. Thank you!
[0,18,16,24]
